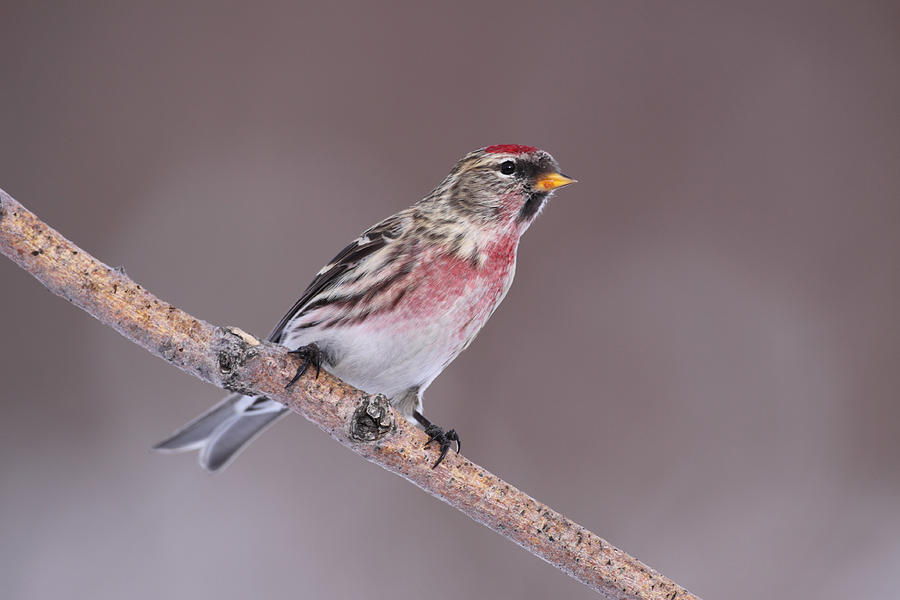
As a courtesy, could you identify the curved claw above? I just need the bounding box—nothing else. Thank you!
[432,443,450,469]
[423,424,461,468]
[285,343,323,388]
[415,411,461,469]
[445,429,460,454]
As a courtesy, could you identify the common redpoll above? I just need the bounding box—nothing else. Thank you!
[154,145,575,470]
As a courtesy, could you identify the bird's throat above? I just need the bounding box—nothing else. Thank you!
[517,191,549,223]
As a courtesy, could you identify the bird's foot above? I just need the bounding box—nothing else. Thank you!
[285,343,323,388]
[414,410,460,469]
[425,426,460,469]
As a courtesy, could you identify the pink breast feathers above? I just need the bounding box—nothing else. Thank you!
[389,233,519,343]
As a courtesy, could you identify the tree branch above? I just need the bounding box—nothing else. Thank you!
[0,188,699,600]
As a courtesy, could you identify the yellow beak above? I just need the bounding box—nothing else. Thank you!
[534,172,577,191]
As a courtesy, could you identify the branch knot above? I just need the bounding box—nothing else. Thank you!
[349,394,394,442]
[213,326,261,393]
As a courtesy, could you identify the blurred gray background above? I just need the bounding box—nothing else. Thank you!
[2,2,899,599]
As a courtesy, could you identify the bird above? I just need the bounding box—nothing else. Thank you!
[153,144,575,471]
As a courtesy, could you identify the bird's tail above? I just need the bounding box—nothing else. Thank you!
[153,394,287,471]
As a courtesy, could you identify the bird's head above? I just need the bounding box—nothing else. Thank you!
[426,145,576,230]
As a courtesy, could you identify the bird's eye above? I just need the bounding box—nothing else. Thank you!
[500,160,517,175]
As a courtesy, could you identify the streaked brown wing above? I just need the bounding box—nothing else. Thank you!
[267,214,405,343]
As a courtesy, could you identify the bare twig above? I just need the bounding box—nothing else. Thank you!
[0,188,700,600]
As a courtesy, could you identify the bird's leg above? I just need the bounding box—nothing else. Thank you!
[285,343,323,388]
[413,410,460,469]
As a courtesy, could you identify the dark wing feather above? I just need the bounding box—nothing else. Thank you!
[267,215,405,343]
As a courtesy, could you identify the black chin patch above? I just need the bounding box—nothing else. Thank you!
[517,191,548,222]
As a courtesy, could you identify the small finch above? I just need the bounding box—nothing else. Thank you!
[154,145,575,470]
